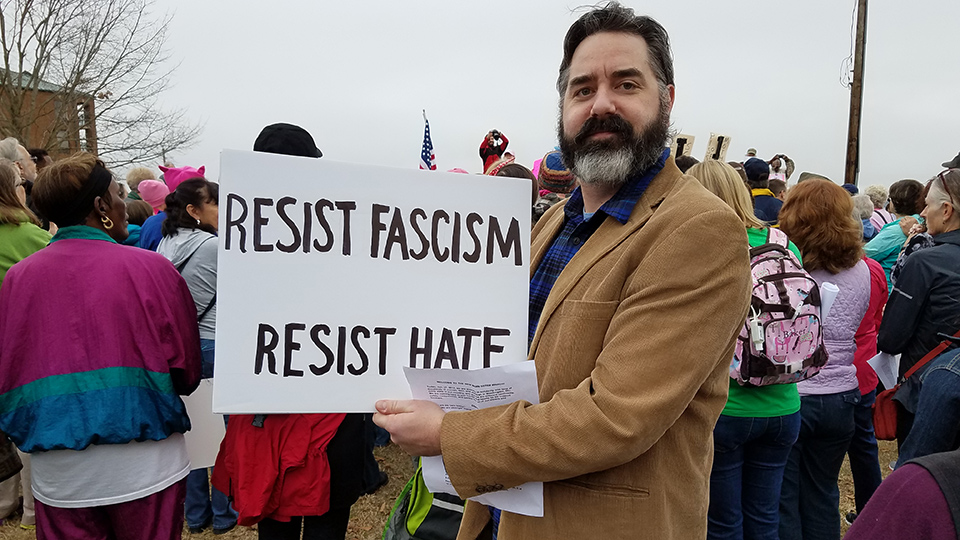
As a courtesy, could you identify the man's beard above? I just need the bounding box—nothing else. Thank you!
[558,93,671,189]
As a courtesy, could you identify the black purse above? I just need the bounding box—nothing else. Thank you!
[0,432,23,483]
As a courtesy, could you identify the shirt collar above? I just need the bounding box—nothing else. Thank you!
[49,225,117,244]
[563,148,669,225]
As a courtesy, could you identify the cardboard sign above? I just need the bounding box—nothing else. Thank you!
[670,134,695,158]
[705,133,732,162]
[214,150,531,413]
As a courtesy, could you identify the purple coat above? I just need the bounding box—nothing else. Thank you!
[0,230,201,452]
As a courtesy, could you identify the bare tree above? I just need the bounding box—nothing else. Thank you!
[0,0,201,167]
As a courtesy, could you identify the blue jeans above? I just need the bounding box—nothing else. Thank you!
[185,339,238,530]
[779,389,859,540]
[845,389,882,513]
[897,350,960,466]
[708,412,801,540]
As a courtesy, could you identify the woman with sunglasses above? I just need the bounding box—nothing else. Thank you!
[878,169,960,464]
[0,153,201,539]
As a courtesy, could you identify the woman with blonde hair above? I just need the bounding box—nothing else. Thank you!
[0,159,50,284]
[777,179,870,540]
[0,157,48,530]
[687,160,803,540]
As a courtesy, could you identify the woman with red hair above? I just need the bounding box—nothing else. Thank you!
[776,179,870,540]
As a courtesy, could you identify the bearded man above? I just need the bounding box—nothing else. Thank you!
[374,4,751,539]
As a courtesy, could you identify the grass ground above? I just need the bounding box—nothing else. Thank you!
[0,440,898,539]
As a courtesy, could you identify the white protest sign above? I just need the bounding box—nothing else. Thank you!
[214,150,530,413]
[182,380,226,470]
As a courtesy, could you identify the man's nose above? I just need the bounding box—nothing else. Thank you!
[589,87,616,117]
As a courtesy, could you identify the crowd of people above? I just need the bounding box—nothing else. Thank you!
[0,3,958,540]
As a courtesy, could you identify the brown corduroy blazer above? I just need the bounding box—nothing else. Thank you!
[439,158,752,540]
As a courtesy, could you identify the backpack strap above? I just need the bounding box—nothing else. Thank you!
[765,227,789,249]
[873,208,891,226]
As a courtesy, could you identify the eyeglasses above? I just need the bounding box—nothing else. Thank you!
[937,169,958,210]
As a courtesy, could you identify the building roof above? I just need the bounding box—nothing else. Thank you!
[1,69,66,93]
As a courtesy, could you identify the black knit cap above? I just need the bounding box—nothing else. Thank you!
[253,123,323,158]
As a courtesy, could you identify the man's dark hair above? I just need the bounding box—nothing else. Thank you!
[888,179,925,216]
[768,179,787,197]
[161,177,218,237]
[495,163,536,181]
[557,2,674,96]
[674,155,699,173]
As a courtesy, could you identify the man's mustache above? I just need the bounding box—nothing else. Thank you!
[574,115,634,146]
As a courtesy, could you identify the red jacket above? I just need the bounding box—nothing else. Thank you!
[212,413,345,525]
[479,134,508,172]
[853,256,889,395]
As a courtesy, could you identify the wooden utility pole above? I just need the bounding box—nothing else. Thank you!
[845,0,868,186]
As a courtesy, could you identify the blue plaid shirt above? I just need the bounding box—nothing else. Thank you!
[528,149,668,345]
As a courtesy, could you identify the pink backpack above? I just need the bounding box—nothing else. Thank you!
[731,228,828,386]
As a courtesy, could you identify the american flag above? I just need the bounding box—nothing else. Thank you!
[420,110,436,170]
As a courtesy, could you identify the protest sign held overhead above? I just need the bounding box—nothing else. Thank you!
[705,132,732,162]
[214,150,531,413]
[670,134,695,158]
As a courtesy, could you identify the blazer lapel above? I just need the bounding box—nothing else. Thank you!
[528,161,683,356]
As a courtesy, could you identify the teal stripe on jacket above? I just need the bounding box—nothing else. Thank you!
[0,368,191,452]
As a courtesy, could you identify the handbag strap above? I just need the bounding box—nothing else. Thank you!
[197,293,216,323]
[175,236,214,273]
[173,235,216,323]
[904,327,960,379]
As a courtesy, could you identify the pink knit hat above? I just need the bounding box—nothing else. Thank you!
[159,165,205,191]
[138,180,170,211]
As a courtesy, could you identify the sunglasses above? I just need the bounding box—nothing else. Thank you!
[937,169,958,210]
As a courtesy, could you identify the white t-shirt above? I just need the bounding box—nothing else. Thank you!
[30,433,190,508]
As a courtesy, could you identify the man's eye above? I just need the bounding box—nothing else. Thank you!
[620,82,637,90]
[575,87,592,97]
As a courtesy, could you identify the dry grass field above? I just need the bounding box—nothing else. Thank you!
[0,440,898,540]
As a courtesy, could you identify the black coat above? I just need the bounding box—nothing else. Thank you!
[878,229,960,379]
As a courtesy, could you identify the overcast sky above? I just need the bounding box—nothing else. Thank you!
[156,0,959,189]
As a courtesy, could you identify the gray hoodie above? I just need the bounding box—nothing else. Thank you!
[157,228,218,340]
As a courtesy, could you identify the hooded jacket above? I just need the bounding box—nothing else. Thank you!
[158,228,218,339]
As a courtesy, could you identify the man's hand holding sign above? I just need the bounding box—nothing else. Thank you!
[372,399,443,456]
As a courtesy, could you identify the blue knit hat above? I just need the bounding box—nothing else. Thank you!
[538,150,576,194]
